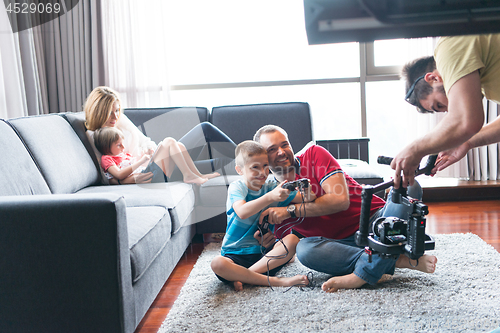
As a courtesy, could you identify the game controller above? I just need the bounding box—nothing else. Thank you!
[257,215,270,236]
[281,178,309,191]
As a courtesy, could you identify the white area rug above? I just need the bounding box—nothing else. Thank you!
[159,234,500,333]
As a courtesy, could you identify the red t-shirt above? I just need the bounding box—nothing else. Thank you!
[101,153,134,172]
[278,145,385,240]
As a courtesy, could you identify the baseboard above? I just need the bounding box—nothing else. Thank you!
[421,178,500,202]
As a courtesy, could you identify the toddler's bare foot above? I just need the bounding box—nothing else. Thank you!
[322,273,366,293]
[184,176,208,185]
[233,281,243,291]
[203,172,220,179]
[396,254,437,273]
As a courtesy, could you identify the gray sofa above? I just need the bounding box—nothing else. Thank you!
[0,102,382,333]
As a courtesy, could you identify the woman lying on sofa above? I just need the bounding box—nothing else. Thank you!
[84,86,236,184]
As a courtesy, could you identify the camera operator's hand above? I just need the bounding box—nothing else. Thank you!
[390,145,423,189]
[432,142,470,173]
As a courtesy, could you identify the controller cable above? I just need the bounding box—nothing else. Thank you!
[258,185,316,291]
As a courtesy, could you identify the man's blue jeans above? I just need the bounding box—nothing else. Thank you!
[296,182,423,285]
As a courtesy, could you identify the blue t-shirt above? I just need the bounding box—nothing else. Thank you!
[221,179,296,256]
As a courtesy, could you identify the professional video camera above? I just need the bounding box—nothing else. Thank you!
[355,155,436,261]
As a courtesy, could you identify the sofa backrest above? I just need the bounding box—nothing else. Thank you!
[8,114,101,194]
[210,102,313,153]
[0,120,51,196]
[62,112,107,184]
[124,107,209,144]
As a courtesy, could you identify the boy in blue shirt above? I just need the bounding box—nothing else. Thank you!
[211,141,315,291]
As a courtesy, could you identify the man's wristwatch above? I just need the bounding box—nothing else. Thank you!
[287,204,297,218]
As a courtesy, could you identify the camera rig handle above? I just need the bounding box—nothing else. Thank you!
[377,154,438,177]
[355,155,437,260]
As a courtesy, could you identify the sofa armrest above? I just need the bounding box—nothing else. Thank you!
[0,193,134,333]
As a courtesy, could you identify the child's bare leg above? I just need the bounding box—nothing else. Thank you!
[211,254,308,290]
[322,273,366,293]
[396,254,437,273]
[177,142,220,179]
[248,234,299,274]
[154,138,207,184]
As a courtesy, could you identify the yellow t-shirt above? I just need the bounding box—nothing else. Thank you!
[434,34,500,104]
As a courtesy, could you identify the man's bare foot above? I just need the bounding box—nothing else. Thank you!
[377,274,393,283]
[203,172,220,180]
[233,281,243,291]
[396,254,437,273]
[321,273,366,293]
[184,176,208,185]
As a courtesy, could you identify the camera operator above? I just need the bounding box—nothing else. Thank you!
[392,34,500,188]
[253,125,437,292]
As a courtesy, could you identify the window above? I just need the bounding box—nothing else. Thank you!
[112,1,443,176]
[164,0,359,86]
[364,38,437,177]
[164,0,361,141]
[366,38,438,76]
[170,82,362,141]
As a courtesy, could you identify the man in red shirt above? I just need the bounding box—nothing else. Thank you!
[254,125,437,291]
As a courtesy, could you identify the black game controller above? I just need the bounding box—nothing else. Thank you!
[257,215,270,236]
[282,178,310,191]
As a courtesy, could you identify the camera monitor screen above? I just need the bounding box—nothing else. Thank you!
[304,0,500,44]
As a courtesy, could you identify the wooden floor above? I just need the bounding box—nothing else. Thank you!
[134,199,500,333]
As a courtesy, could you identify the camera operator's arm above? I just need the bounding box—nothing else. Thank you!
[391,71,484,188]
[261,173,350,225]
[433,115,500,172]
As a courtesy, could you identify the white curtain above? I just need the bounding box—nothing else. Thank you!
[0,0,103,119]
[100,0,171,108]
[423,100,500,181]
[467,101,500,180]
[40,0,104,113]
[0,5,46,118]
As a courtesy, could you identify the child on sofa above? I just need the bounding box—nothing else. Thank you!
[84,86,233,185]
[94,127,154,182]
[94,126,217,184]
[210,140,315,291]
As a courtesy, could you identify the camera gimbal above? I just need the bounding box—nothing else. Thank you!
[354,155,437,261]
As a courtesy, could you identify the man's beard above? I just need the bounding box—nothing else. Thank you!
[270,164,295,177]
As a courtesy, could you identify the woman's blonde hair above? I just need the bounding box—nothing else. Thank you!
[93,127,124,156]
[84,86,121,131]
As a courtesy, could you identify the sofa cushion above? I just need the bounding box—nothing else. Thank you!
[124,107,209,144]
[196,175,242,207]
[211,102,313,153]
[8,115,100,194]
[0,120,51,196]
[77,182,195,234]
[126,206,171,283]
[338,159,384,185]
